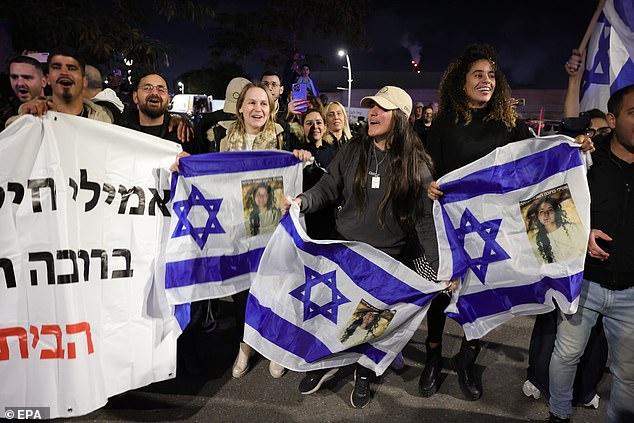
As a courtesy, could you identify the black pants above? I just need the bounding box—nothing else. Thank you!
[233,290,250,340]
[424,292,479,349]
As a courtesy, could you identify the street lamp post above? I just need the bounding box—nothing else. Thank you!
[336,50,352,113]
[177,81,185,94]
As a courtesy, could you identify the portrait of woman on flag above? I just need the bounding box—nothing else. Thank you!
[522,187,587,264]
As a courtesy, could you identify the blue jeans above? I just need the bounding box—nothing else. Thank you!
[549,279,634,422]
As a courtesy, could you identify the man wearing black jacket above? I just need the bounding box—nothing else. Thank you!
[127,72,199,153]
[548,84,634,423]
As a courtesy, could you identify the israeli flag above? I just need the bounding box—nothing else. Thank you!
[244,204,444,376]
[580,0,634,111]
[165,151,303,306]
[434,136,590,340]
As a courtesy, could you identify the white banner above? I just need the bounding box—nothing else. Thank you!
[0,114,181,418]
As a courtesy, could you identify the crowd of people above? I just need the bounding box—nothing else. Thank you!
[1,43,633,423]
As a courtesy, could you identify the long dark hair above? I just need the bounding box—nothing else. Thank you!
[438,43,517,129]
[528,196,571,263]
[340,312,380,343]
[248,183,275,236]
[350,109,434,229]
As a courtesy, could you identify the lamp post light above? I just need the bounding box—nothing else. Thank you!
[177,81,184,94]
[336,50,352,113]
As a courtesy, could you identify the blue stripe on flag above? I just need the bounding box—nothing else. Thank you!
[614,59,634,93]
[279,215,438,308]
[440,206,470,279]
[439,143,583,205]
[446,272,584,325]
[178,151,301,177]
[165,248,265,288]
[174,303,191,331]
[246,294,387,364]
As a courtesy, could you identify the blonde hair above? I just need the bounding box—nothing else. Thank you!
[323,101,352,143]
[222,82,282,151]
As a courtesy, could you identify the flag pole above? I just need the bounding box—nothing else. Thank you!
[578,0,607,53]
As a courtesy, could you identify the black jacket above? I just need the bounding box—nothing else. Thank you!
[126,110,200,154]
[427,108,532,178]
[584,139,634,290]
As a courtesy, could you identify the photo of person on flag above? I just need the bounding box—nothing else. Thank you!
[339,300,396,348]
[243,179,283,237]
[277,85,443,409]
[521,185,587,264]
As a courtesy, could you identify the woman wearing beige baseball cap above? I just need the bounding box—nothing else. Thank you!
[281,85,445,409]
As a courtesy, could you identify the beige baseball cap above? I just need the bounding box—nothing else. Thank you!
[361,86,412,116]
[223,77,251,114]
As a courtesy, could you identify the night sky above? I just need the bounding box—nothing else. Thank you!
[147,0,599,89]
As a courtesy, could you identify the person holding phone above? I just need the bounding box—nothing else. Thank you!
[281,86,443,409]
[296,64,319,98]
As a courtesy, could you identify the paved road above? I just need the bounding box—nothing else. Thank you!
[69,302,610,422]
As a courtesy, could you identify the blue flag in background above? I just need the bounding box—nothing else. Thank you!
[580,0,634,111]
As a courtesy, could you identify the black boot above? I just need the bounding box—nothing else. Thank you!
[452,339,482,401]
[418,342,443,397]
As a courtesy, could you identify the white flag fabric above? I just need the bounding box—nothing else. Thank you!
[0,114,181,418]
[433,136,590,340]
[165,151,303,306]
[244,204,444,376]
[580,0,634,111]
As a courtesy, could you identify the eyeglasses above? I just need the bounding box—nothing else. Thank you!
[139,84,168,94]
[262,81,280,88]
[584,127,611,138]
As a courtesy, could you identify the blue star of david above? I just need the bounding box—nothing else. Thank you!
[454,208,510,283]
[171,185,225,249]
[581,17,611,95]
[289,266,350,324]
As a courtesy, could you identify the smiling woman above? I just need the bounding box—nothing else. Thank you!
[282,85,440,409]
[219,82,283,152]
[421,43,532,401]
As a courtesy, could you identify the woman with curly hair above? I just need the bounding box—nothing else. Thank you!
[527,196,586,264]
[340,312,382,347]
[422,44,532,401]
[282,86,442,408]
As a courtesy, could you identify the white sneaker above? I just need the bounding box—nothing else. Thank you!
[232,342,254,378]
[583,394,600,409]
[269,361,287,378]
[522,380,541,399]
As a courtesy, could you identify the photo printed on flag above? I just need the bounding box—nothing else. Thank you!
[433,135,591,339]
[165,151,303,305]
[244,204,445,376]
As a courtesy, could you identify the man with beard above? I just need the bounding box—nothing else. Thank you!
[126,72,200,153]
[5,48,113,127]
[413,104,434,147]
[1,55,47,129]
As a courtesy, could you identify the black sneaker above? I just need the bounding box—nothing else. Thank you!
[298,368,339,395]
[547,412,570,423]
[350,369,371,409]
